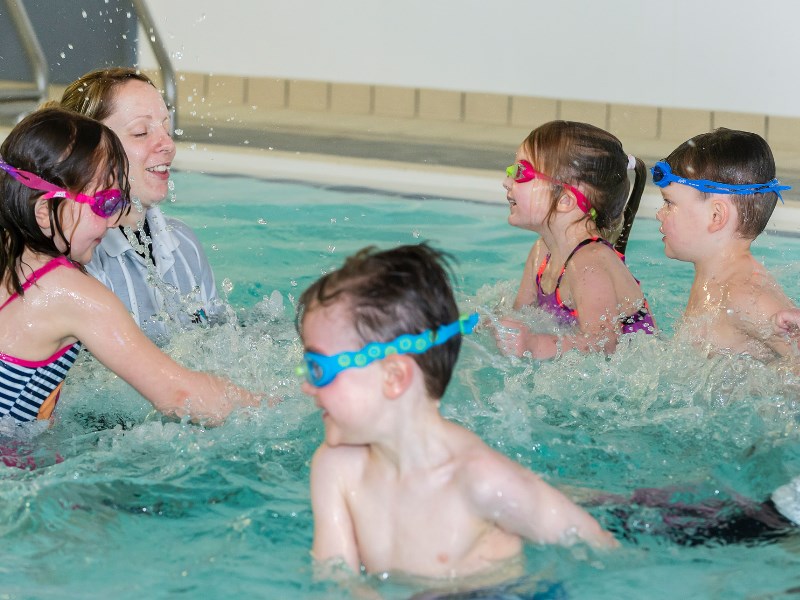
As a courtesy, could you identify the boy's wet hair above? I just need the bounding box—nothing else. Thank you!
[0,107,130,295]
[297,243,461,399]
[523,120,646,254]
[59,67,157,121]
[664,128,778,238]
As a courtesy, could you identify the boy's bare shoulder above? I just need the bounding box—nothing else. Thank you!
[311,442,369,480]
[726,261,792,315]
[448,424,534,494]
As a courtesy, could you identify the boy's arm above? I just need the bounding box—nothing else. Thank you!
[467,450,618,549]
[310,445,361,575]
[731,285,796,357]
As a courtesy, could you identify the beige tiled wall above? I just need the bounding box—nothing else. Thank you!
[712,111,767,137]
[560,100,608,130]
[510,96,558,128]
[288,80,329,112]
[206,74,246,107]
[464,93,508,126]
[330,83,372,115]
[418,89,462,121]
[102,71,800,154]
[660,108,712,142]
[767,116,800,151]
[247,78,286,110]
[373,85,416,118]
[609,104,659,140]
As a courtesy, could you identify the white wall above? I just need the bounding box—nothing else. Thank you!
[139,0,800,117]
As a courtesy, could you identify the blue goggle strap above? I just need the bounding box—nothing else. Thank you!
[651,161,790,203]
[302,312,479,386]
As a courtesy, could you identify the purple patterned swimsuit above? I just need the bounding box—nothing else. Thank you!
[535,237,656,334]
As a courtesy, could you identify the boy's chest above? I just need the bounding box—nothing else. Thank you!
[348,476,515,577]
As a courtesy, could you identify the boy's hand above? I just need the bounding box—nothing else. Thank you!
[773,308,800,334]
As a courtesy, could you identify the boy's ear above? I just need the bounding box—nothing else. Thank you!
[34,197,52,233]
[708,197,730,233]
[382,355,414,399]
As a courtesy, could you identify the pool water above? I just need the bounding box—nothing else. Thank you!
[1,172,799,599]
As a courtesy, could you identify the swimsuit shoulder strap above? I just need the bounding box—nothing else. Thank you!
[535,253,551,288]
[554,237,608,289]
[0,256,77,312]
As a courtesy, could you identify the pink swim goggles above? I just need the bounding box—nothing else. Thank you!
[506,159,596,219]
[0,157,129,218]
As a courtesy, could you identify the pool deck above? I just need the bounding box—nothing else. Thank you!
[3,105,800,234]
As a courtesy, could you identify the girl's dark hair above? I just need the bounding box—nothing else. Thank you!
[522,120,645,254]
[296,243,461,400]
[60,67,157,121]
[0,107,130,295]
[664,128,779,238]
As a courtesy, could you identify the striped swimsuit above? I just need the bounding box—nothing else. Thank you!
[0,257,81,422]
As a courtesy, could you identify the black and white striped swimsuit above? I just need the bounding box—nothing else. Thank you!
[0,256,81,422]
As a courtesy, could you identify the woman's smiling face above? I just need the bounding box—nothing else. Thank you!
[101,79,176,209]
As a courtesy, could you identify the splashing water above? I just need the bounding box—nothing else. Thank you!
[2,172,798,598]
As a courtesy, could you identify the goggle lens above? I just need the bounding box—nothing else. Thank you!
[506,162,531,183]
[89,190,129,218]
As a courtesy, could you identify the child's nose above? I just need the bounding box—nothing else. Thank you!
[300,380,317,396]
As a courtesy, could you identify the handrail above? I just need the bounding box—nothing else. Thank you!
[0,0,48,105]
[131,0,178,131]
[1,0,176,129]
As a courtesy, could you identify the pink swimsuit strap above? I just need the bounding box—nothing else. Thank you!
[0,256,75,312]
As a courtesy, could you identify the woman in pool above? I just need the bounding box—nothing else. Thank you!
[0,107,259,424]
[59,67,220,343]
[494,120,655,358]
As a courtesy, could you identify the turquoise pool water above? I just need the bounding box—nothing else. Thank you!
[1,171,799,599]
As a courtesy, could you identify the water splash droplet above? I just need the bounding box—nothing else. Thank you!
[174,128,183,136]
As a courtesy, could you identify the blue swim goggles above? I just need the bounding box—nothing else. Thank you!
[300,312,479,387]
[651,161,790,203]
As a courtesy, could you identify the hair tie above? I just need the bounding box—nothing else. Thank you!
[627,154,636,170]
